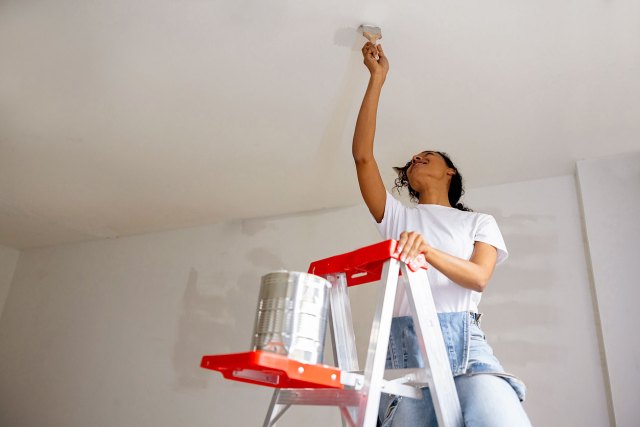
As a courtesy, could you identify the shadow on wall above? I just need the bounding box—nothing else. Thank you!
[310,26,367,189]
[172,268,257,390]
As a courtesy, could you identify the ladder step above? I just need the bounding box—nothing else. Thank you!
[201,350,343,389]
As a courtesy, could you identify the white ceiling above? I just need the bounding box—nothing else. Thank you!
[1,0,639,249]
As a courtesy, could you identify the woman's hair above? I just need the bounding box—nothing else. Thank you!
[392,151,472,212]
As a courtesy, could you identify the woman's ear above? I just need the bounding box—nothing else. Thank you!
[447,168,457,176]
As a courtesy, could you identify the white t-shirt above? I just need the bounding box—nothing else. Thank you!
[373,191,508,314]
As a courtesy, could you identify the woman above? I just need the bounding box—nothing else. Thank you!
[353,41,532,426]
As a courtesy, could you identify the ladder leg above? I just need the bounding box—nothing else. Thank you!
[325,273,360,426]
[358,259,400,427]
[339,406,357,427]
[402,265,464,427]
[263,389,290,427]
[325,272,360,372]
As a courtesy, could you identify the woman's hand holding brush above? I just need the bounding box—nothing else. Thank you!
[362,42,389,84]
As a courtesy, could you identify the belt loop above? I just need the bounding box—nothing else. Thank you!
[469,311,482,327]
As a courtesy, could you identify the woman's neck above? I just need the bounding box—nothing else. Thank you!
[418,187,451,207]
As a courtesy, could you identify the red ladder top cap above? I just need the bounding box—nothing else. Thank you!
[307,240,427,287]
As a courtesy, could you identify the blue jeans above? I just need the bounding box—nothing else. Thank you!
[378,313,531,427]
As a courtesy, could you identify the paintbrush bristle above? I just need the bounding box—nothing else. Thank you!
[359,25,382,43]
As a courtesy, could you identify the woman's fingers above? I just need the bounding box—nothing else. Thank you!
[362,42,381,62]
[407,235,423,262]
[362,46,374,62]
[397,232,425,263]
[404,233,419,261]
[396,233,407,255]
[400,232,418,262]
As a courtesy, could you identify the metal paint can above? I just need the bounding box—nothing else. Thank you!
[251,271,331,365]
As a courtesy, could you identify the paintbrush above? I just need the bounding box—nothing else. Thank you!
[359,25,382,59]
[359,25,382,44]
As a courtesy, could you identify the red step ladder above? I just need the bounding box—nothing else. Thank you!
[201,240,463,427]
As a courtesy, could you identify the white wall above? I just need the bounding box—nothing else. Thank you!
[466,175,611,426]
[0,244,20,319]
[0,175,609,427]
[577,152,640,427]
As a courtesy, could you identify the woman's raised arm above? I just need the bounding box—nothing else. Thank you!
[352,42,389,223]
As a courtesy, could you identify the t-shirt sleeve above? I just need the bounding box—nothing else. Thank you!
[475,214,509,266]
[371,191,404,240]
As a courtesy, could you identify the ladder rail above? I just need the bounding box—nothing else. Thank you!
[356,258,400,426]
[326,272,360,425]
[326,272,360,372]
[402,264,464,427]
[263,389,289,427]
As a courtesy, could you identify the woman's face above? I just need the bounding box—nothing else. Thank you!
[406,151,455,190]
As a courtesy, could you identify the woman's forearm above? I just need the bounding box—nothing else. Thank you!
[352,76,385,162]
[422,246,490,293]
[396,232,497,293]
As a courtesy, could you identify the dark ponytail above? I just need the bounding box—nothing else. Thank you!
[392,151,472,212]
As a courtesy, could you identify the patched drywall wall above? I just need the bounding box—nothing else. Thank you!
[466,175,610,426]
[0,175,609,426]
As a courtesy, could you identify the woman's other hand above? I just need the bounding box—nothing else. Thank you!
[362,42,389,81]
[395,231,431,264]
